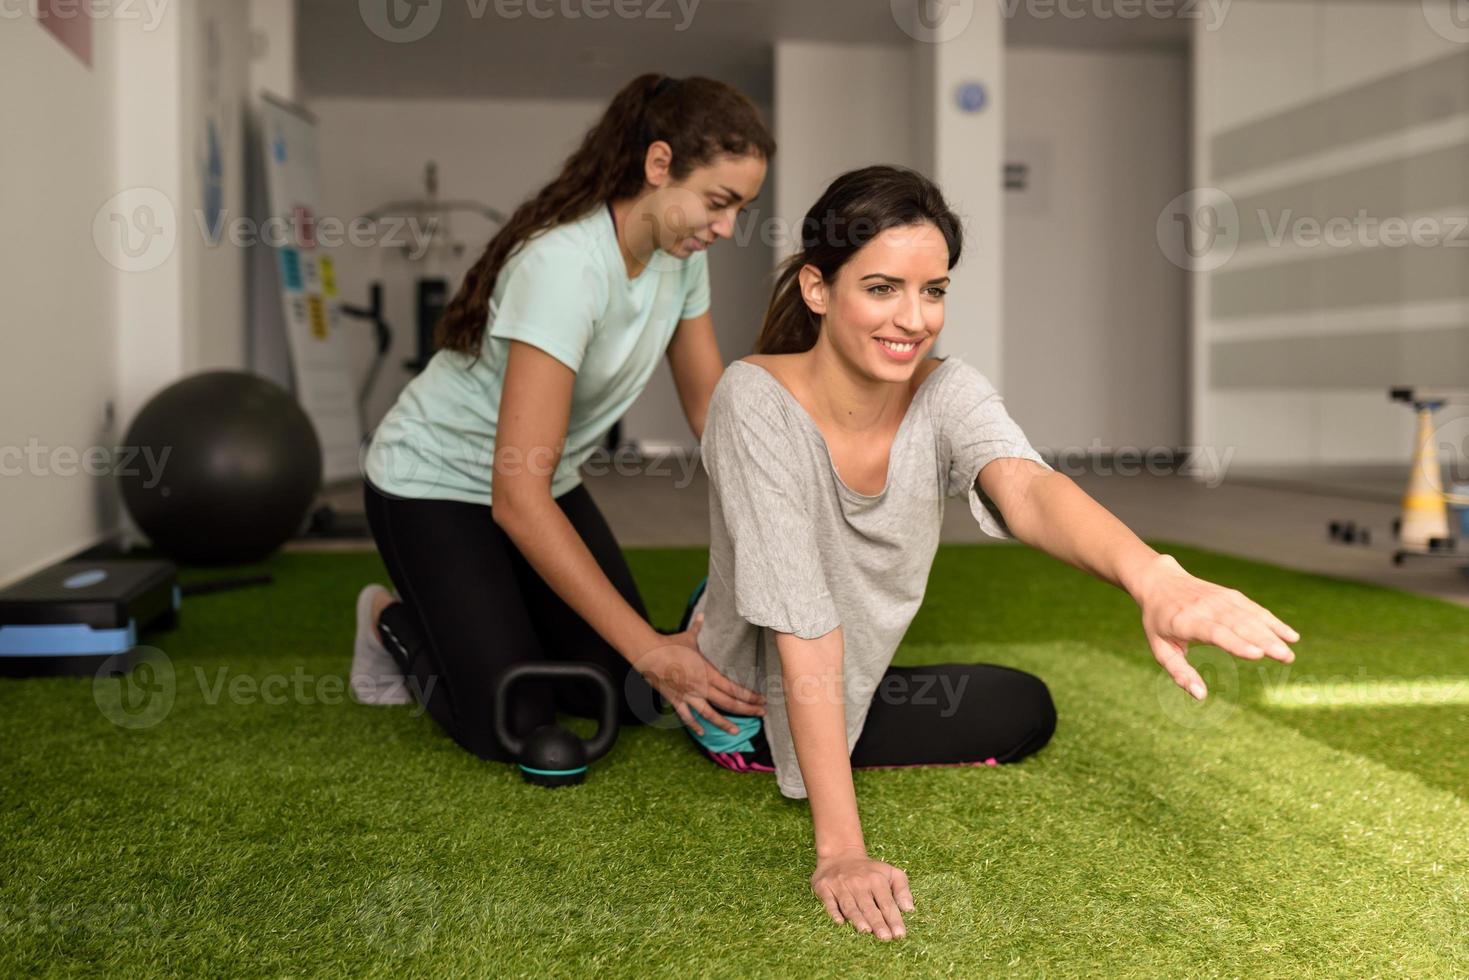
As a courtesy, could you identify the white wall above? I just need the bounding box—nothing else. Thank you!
[772,22,1009,389]
[0,1,251,587]
[184,1,251,373]
[924,5,1007,385]
[309,95,775,448]
[772,41,921,262]
[0,12,121,585]
[1192,0,1469,475]
[1004,47,1188,457]
[113,0,250,428]
[249,0,297,103]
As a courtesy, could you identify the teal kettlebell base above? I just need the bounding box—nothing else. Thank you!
[519,765,589,776]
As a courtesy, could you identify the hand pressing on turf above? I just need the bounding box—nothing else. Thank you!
[1132,553,1300,700]
[811,846,914,941]
[632,613,766,736]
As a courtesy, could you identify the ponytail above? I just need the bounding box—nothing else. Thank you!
[754,254,821,355]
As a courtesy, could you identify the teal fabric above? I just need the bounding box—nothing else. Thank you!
[684,712,762,754]
[364,203,710,505]
[678,575,708,632]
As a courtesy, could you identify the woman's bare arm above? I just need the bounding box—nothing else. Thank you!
[494,340,764,732]
[776,626,864,856]
[495,341,666,661]
[777,627,914,940]
[979,458,1299,697]
[664,310,724,441]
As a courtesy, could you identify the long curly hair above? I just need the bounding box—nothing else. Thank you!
[434,73,775,358]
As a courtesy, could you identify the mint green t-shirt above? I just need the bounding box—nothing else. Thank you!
[364,203,711,505]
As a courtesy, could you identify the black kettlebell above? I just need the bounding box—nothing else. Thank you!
[493,662,620,788]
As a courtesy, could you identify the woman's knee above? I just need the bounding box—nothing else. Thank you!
[998,667,1057,760]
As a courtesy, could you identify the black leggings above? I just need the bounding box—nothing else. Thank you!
[673,584,1057,773]
[363,479,1056,772]
[363,479,660,763]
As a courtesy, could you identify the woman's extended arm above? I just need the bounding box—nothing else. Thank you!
[494,340,765,734]
[979,459,1300,697]
[777,627,915,942]
[665,311,724,441]
[778,627,862,854]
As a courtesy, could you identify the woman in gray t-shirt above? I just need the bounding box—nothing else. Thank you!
[690,352,1055,799]
[679,166,1302,943]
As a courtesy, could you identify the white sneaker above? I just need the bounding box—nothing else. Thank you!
[351,584,413,706]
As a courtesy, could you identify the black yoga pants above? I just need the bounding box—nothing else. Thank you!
[363,478,660,764]
[674,584,1057,773]
[363,478,1056,772]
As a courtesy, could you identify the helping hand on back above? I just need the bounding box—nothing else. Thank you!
[632,613,766,736]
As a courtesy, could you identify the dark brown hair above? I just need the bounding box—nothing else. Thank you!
[435,73,775,357]
[755,165,962,355]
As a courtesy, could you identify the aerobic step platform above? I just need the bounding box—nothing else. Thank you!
[0,560,179,677]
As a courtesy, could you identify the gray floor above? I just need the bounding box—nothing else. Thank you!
[310,463,1469,609]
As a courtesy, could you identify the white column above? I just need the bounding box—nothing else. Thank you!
[913,2,1006,385]
[248,0,297,105]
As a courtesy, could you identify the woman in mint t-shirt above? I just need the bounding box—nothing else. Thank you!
[350,74,773,761]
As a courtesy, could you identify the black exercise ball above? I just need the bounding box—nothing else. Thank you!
[118,371,322,564]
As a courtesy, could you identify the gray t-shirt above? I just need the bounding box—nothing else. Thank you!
[692,356,1054,800]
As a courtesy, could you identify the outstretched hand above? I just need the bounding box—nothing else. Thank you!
[1132,554,1300,699]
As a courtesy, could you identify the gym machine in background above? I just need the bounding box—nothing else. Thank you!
[301,275,450,540]
[1326,386,1469,572]
[301,159,503,539]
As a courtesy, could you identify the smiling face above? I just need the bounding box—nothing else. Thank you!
[642,148,768,258]
[799,222,952,383]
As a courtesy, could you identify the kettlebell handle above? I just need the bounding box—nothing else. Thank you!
[493,661,620,763]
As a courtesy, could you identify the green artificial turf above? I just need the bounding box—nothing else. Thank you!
[2,541,1467,976]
